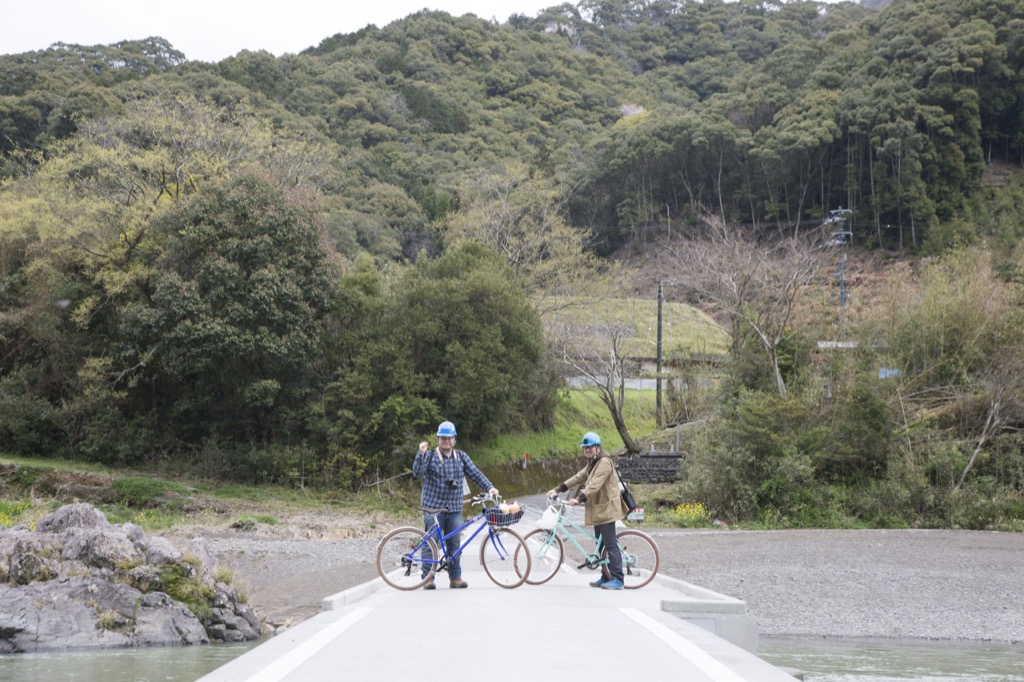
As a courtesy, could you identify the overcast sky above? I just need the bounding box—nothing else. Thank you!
[1,1,559,63]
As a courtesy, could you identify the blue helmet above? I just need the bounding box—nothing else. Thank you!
[437,421,457,437]
[580,432,602,447]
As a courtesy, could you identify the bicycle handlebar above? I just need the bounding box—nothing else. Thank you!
[470,492,501,506]
[546,493,575,509]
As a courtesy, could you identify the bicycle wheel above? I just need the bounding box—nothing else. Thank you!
[520,528,564,585]
[602,529,660,589]
[376,526,438,590]
[480,527,530,589]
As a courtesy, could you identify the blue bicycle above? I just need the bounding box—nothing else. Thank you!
[375,493,532,590]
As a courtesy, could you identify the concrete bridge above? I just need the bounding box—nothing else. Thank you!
[198,528,800,681]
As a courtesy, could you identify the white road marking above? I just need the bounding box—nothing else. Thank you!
[244,607,373,682]
[620,608,747,682]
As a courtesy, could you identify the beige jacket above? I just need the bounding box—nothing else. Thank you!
[558,454,629,526]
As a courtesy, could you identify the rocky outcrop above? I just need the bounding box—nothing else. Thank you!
[0,503,260,653]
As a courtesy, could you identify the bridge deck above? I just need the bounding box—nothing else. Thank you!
[199,537,797,682]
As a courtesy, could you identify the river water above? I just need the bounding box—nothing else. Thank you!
[758,637,1024,681]
[0,643,256,681]
[2,637,1022,681]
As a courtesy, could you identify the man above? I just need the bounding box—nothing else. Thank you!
[547,431,629,589]
[413,420,498,589]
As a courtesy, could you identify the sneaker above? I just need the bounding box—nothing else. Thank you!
[449,579,469,589]
[601,579,624,590]
[589,577,609,588]
[423,580,436,590]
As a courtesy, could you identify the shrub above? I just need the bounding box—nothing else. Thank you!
[680,389,830,523]
[0,375,63,455]
[111,477,188,507]
[670,502,712,528]
[0,500,30,527]
[11,466,43,488]
[161,556,214,623]
[678,423,758,523]
[819,374,894,481]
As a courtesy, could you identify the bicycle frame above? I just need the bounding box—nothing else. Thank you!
[377,493,532,590]
[418,508,514,572]
[523,496,660,588]
[537,503,608,568]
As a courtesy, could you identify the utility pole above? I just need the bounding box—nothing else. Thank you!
[838,235,848,339]
[827,208,853,340]
[656,279,663,429]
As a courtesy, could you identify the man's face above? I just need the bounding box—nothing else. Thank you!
[438,435,455,453]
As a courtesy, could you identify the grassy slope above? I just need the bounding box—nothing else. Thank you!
[473,388,659,466]
[544,296,730,361]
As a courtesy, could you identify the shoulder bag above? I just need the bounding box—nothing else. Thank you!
[614,461,638,514]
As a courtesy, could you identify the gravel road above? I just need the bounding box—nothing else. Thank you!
[196,523,1024,643]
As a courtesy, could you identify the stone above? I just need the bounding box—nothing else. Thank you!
[0,503,259,653]
[35,503,111,533]
[8,552,59,585]
[140,535,184,566]
[84,529,145,570]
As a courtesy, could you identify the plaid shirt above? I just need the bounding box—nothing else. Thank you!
[412,447,493,511]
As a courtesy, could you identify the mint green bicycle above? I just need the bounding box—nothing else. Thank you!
[519,494,659,588]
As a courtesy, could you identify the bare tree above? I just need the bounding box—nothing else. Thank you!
[956,356,1024,490]
[664,216,828,396]
[548,317,643,454]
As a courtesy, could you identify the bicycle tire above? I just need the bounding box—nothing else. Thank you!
[479,527,531,589]
[376,526,438,590]
[520,528,565,585]
[601,529,660,589]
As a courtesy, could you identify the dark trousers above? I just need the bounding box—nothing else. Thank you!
[422,510,464,580]
[594,521,623,581]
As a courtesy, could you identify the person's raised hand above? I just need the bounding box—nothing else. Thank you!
[418,441,428,455]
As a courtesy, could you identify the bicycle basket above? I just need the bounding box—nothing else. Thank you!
[485,508,524,528]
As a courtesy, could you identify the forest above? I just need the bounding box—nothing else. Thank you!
[1,0,1023,528]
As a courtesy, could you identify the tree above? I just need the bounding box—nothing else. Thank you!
[317,242,554,476]
[390,242,554,442]
[441,161,603,317]
[955,359,1024,491]
[665,217,827,396]
[548,315,643,453]
[752,88,842,235]
[312,255,439,483]
[118,174,337,443]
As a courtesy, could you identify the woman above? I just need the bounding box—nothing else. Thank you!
[547,431,629,589]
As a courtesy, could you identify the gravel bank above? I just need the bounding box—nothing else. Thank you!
[647,527,1024,643]
[196,524,1024,643]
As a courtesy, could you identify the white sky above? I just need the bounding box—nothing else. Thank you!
[1,1,559,63]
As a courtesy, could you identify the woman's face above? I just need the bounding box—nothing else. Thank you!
[583,444,599,459]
